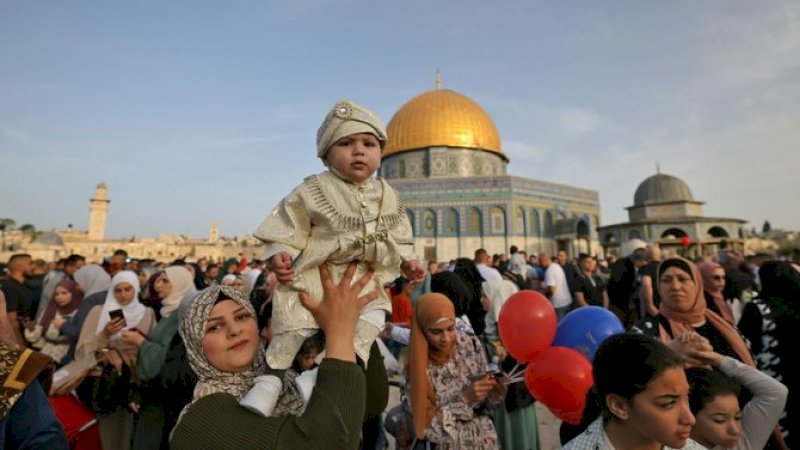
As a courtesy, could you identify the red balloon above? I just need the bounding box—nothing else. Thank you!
[524,347,594,425]
[498,290,557,362]
[680,236,691,247]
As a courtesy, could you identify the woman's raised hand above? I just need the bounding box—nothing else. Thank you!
[299,262,377,362]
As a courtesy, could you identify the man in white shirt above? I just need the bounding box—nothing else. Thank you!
[539,252,573,321]
[474,248,502,281]
[507,245,528,282]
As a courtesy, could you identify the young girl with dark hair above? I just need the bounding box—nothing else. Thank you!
[686,346,787,449]
[563,333,704,449]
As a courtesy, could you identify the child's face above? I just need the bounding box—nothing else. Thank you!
[691,394,742,449]
[616,366,695,449]
[295,350,318,372]
[324,133,381,182]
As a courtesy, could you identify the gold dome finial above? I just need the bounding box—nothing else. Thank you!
[435,69,442,90]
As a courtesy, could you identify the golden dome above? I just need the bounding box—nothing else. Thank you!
[383,89,506,161]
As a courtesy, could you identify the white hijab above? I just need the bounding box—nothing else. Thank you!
[96,270,147,339]
[74,264,112,296]
[243,268,262,298]
[481,279,520,339]
[160,266,197,319]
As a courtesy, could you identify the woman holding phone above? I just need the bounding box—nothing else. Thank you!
[408,293,505,449]
[75,270,156,450]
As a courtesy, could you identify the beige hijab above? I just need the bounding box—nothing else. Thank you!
[160,266,197,318]
[657,257,754,367]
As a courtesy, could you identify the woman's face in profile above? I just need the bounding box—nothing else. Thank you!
[621,366,695,449]
[201,299,260,373]
[155,274,172,298]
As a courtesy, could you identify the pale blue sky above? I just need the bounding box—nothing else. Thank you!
[2,1,798,238]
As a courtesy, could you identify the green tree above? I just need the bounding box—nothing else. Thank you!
[19,224,36,234]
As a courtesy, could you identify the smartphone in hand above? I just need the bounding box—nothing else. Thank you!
[108,309,127,326]
[468,371,489,382]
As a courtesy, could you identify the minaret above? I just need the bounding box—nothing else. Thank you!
[88,182,110,241]
[209,222,219,244]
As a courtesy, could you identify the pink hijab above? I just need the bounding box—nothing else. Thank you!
[698,261,735,324]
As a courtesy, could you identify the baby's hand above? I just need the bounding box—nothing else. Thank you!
[401,260,425,284]
[272,252,295,284]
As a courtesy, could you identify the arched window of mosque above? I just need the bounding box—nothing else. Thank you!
[397,160,406,178]
[543,210,554,238]
[707,226,729,238]
[628,229,642,240]
[515,207,525,235]
[530,209,541,237]
[490,206,506,235]
[406,210,415,235]
[661,228,688,239]
[467,208,482,235]
[577,220,590,239]
[423,210,437,236]
[444,208,459,236]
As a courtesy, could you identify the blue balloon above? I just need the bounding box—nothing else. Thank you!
[552,306,624,362]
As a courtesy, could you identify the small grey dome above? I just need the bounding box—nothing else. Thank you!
[33,231,65,246]
[633,173,694,206]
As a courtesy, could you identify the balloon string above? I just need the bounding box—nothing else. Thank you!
[502,376,525,385]
[503,364,525,381]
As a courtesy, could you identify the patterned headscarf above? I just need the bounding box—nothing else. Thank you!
[179,285,266,408]
[657,257,754,366]
[316,99,387,158]
[409,293,456,439]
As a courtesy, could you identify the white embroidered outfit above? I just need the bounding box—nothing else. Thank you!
[254,169,415,368]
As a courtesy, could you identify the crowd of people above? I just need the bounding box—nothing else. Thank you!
[0,97,796,450]
[1,242,796,450]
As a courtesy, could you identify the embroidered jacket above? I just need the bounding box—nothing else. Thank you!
[254,170,416,368]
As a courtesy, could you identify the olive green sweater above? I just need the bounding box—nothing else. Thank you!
[170,358,367,450]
